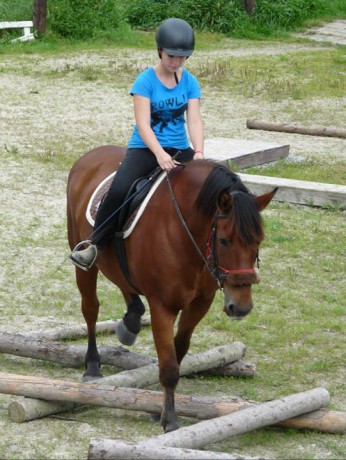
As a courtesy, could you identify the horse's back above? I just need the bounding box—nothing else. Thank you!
[67,145,126,245]
[69,145,125,181]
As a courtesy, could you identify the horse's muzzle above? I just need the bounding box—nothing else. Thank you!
[223,302,254,320]
[223,285,254,319]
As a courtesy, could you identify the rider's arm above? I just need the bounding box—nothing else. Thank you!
[133,95,176,171]
[186,98,204,159]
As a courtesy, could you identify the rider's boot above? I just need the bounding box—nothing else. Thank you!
[69,243,98,271]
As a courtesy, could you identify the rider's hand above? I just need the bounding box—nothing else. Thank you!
[193,151,204,160]
[157,151,176,172]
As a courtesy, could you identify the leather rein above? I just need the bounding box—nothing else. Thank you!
[166,174,258,290]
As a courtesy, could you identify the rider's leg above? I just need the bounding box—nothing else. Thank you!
[70,149,159,270]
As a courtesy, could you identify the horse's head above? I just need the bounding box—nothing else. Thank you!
[215,187,277,319]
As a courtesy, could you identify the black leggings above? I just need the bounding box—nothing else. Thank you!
[92,147,195,248]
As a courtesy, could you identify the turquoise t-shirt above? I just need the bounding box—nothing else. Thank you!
[128,67,201,149]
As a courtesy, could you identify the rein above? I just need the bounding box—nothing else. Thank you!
[166,173,257,290]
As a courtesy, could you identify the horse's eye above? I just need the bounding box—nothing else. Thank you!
[219,238,228,246]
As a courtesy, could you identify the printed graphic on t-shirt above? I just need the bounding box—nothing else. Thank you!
[151,102,188,133]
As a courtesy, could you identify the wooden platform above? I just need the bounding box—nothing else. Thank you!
[204,138,289,169]
[238,173,346,209]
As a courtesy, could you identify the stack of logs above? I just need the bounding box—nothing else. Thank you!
[0,318,344,459]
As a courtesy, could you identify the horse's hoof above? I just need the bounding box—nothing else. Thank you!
[164,422,180,433]
[82,371,103,382]
[150,413,161,422]
[116,319,137,346]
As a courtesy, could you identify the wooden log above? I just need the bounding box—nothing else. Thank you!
[0,331,155,369]
[0,331,253,378]
[246,119,346,139]
[22,316,151,341]
[3,372,344,433]
[7,342,246,422]
[88,440,264,460]
[198,360,256,378]
[138,388,330,449]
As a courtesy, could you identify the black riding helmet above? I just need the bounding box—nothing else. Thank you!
[156,18,195,58]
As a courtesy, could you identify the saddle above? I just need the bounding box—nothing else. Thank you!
[86,167,165,237]
[86,168,166,291]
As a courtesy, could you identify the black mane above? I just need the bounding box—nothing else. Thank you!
[196,163,264,246]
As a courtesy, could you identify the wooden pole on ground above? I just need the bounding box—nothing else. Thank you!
[140,388,330,449]
[3,372,344,433]
[0,331,255,378]
[88,388,330,457]
[0,331,155,369]
[22,317,151,341]
[88,440,264,460]
[246,119,346,139]
[6,342,246,422]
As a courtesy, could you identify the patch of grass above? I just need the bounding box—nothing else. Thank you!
[245,157,346,185]
[196,49,346,100]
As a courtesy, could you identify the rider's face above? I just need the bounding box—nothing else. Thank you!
[161,51,186,73]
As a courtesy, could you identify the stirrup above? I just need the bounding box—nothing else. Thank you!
[70,240,98,271]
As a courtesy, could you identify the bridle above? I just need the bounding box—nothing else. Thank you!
[166,175,259,290]
[206,213,260,287]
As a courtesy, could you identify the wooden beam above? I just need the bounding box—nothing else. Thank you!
[204,138,289,169]
[3,372,345,433]
[239,173,346,209]
[247,119,346,139]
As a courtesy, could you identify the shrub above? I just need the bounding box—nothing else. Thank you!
[125,0,249,33]
[125,0,334,36]
[48,0,121,39]
[125,0,172,30]
[255,0,328,31]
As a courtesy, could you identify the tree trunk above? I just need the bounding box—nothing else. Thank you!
[3,372,345,433]
[33,0,47,34]
[6,342,246,422]
[244,0,256,15]
[246,119,346,139]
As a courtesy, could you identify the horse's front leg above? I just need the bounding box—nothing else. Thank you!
[150,304,180,433]
[174,295,214,365]
[76,266,102,381]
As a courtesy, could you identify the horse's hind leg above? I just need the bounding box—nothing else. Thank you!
[116,293,145,346]
[75,266,102,381]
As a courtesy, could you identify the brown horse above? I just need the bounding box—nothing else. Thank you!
[67,145,277,433]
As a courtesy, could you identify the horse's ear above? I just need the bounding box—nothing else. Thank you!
[256,187,278,211]
[218,190,233,213]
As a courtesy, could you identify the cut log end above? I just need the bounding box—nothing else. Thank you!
[8,401,26,423]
